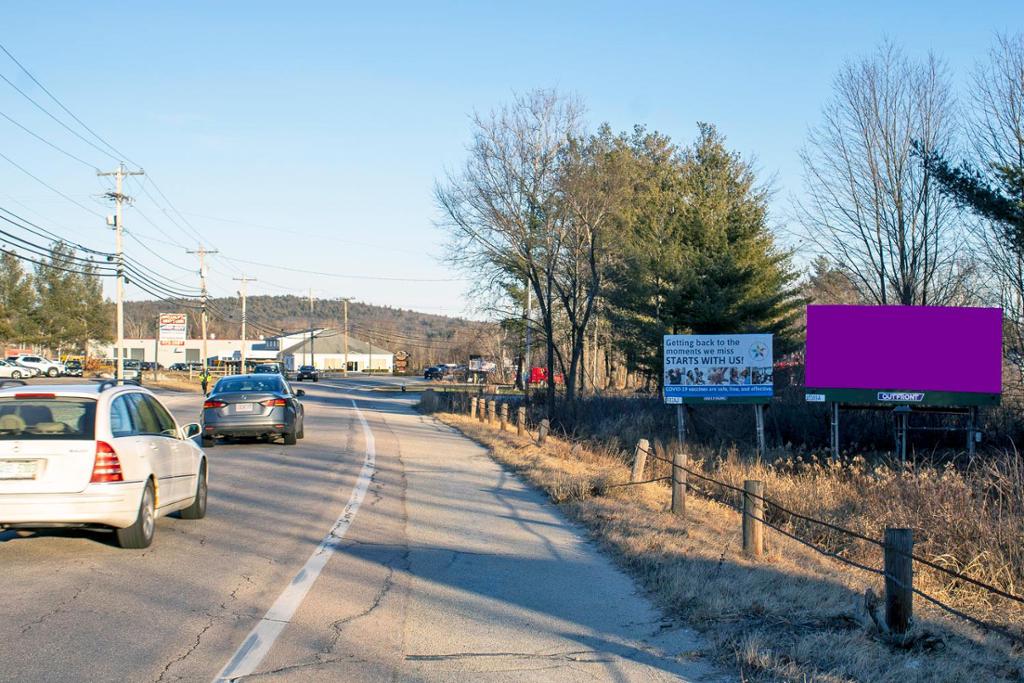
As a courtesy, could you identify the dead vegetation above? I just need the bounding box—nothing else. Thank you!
[427,405,1024,682]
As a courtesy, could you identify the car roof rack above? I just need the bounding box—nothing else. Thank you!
[95,378,142,392]
[0,379,28,389]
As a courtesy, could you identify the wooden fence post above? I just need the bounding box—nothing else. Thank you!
[743,480,764,557]
[500,403,509,431]
[517,406,526,437]
[538,418,549,445]
[884,528,914,634]
[487,399,496,426]
[479,397,487,423]
[671,448,686,516]
[630,439,650,483]
[470,397,478,419]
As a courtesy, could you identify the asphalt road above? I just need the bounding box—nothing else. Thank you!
[1,375,720,682]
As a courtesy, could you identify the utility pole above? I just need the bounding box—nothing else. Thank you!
[98,163,144,382]
[341,297,351,376]
[234,275,256,374]
[308,288,315,369]
[186,245,218,372]
[523,284,532,390]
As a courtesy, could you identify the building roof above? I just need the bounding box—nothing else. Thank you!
[281,332,393,357]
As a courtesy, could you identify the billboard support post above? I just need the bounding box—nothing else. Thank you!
[830,402,840,460]
[675,404,686,446]
[967,407,977,458]
[754,404,767,457]
[894,407,910,464]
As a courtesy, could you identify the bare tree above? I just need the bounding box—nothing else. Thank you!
[967,33,1024,370]
[798,42,968,305]
[435,89,583,415]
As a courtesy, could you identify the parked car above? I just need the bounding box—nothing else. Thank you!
[168,363,189,372]
[527,367,564,385]
[0,360,34,379]
[424,365,444,380]
[0,380,208,548]
[12,355,65,378]
[253,363,282,374]
[295,365,319,382]
[115,360,143,382]
[64,360,84,377]
[201,373,305,446]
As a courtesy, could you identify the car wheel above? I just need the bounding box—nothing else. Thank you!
[47,367,59,377]
[283,430,297,446]
[179,462,208,520]
[314,377,319,382]
[10,370,20,379]
[297,422,305,439]
[116,480,156,549]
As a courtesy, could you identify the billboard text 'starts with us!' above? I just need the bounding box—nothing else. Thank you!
[804,305,1002,406]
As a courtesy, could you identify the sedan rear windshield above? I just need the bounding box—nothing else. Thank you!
[0,397,96,440]
[214,378,285,394]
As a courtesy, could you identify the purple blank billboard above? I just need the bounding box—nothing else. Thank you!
[805,306,1003,395]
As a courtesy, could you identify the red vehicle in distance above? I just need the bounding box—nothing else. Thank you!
[527,367,564,386]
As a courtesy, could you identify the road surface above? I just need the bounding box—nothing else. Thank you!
[1,375,720,682]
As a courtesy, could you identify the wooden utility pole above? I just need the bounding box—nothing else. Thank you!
[308,288,315,369]
[186,245,218,372]
[98,164,144,381]
[341,297,351,375]
[233,275,256,373]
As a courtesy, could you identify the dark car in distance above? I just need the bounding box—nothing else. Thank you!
[295,365,319,382]
[424,366,444,380]
[254,363,282,375]
[201,373,305,446]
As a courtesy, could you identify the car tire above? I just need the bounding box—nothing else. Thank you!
[117,480,156,549]
[179,462,207,520]
[297,422,305,439]
[283,430,297,446]
[10,370,20,379]
[201,435,216,448]
[314,377,318,382]
[47,367,59,377]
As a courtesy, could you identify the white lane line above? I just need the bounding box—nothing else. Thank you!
[213,399,376,682]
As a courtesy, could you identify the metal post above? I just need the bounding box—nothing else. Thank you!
[967,407,977,458]
[754,404,767,458]
[894,407,909,465]
[671,447,686,517]
[743,480,764,557]
[630,438,649,483]
[830,402,840,459]
[884,528,914,634]
[676,403,686,446]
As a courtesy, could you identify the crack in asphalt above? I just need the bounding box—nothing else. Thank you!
[153,619,214,683]
[19,584,85,635]
[405,649,614,663]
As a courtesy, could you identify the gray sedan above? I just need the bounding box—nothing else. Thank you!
[201,373,305,446]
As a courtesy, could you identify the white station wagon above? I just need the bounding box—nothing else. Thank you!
[0,380,208,548]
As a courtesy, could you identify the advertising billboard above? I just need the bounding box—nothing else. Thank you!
[664,334,774,404]
[804,305,1002,406]
[159,313,187,346]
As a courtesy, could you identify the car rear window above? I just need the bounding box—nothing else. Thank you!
[214,378,284,393]
[0,397,96,440]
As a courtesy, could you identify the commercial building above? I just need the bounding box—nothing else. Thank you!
[281,333,393,372]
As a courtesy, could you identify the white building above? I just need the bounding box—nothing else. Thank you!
[92,338,278,366]
[281,333,393,372]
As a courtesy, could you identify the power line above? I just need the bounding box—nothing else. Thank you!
[0,108,100,169]
[218,254,467,282]
[0,150,105,218]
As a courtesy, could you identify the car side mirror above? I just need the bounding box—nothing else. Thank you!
[295,389,306,397]
[182,423,202,439]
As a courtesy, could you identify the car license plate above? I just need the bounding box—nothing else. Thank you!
[235,403,254,413]
[0,459,40,480]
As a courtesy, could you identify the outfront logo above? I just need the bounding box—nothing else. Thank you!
[749,343,768,361]
[878,392,925,402]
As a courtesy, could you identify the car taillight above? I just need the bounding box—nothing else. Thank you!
[203,400,226,409]
[260,398,287,407]
[91,441,123,483]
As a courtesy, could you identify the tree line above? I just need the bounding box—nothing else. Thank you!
[437,33,1024,414]
[0,243,111,356]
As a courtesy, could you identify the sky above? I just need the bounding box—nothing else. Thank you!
[1,1,1022,320]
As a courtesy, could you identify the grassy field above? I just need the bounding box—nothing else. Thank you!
[422,394,1024,682]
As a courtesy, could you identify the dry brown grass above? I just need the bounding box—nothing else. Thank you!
[429,408,1024,682]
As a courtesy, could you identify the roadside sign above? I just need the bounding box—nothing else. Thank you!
[159,313,187,346]
[663,334,773,404]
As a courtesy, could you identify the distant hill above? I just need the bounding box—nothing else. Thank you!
[123,295,498,369]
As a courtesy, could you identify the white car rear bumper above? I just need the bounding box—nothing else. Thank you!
[0,480,145,529]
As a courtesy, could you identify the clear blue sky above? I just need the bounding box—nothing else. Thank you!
[1,2,1021,319]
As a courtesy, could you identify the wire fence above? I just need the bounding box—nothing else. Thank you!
[435,388,1024,646]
